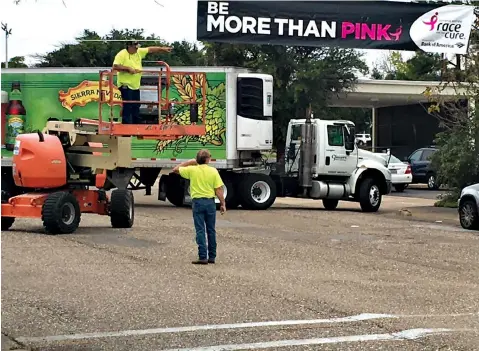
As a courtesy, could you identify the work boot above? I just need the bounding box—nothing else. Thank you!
[192,259,208,265]
[208,259,215,264]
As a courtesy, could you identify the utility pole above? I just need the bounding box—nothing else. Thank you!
[1,23,12,68]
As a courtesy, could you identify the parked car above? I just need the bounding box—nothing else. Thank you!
[404,147,439,190]
[376,153,412,192]
[458,183,479,231]
[355,133,371,146]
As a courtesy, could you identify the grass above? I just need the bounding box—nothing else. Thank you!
[434,199,458,208]
[434,191,459,209]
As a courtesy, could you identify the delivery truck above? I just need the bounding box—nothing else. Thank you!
[1,66,391,213]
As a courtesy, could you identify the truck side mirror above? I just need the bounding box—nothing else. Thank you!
[287,142,296,160]
[345,141,355,151]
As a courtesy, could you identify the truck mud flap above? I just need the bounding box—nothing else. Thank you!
[158,174,168,201]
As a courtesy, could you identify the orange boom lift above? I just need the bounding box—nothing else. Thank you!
[1,62,206,234]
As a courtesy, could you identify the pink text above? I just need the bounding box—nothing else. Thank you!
[341,22,399,41]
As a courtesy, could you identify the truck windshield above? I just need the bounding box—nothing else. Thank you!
[291,125,302,141]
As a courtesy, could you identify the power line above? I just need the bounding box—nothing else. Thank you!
[77,39,164,42]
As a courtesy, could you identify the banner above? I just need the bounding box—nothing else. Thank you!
[197,1,476,54]
[58,80,122,112]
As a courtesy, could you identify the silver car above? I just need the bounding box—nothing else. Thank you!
[458,183,479,230]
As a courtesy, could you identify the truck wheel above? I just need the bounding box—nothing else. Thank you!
[394,184,406,192]
[110,189,134,228]
[322,199,339,210]
[42,191,81,234]
[1,175,15,231]
[358,178,382,212]
[166,173,185,207]
[239,174,276,210]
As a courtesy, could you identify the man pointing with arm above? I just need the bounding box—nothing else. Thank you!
[113,40,171,124]
[173,149,226,265]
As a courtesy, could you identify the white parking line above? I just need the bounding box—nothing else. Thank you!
[159,328,456,351]
[15,312,478,344]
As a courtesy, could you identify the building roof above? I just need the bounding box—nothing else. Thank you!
[329,78,469,108]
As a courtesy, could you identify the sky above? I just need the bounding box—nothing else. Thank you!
[0,0,413,71]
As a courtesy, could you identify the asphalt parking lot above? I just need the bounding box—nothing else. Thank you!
[2,192,478,351]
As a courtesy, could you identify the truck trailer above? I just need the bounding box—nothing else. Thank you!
[1,66,391,213]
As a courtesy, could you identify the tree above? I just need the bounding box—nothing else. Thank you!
[1,56,28,68]
[372,51,444,81]
[32,29,204,67]
[423,7,479,204]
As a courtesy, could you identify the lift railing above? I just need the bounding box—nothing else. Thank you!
[80,61,207,140]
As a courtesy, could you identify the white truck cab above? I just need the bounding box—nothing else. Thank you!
[271,118,392,212]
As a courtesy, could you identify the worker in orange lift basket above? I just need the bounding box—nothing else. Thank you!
[113,40,172,124]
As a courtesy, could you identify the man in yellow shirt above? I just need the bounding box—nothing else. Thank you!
[173,149,226,265]
[112,40,171,124]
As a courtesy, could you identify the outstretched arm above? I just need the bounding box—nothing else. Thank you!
[172,159,197,174]
[147,46,172,54]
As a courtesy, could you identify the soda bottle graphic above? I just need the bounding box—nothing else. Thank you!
[6,82,26,151]
[1,90,8,149]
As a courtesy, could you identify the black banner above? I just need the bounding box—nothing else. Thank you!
[197,1,475,54]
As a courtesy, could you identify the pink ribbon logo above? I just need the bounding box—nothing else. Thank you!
[423,12,438,31]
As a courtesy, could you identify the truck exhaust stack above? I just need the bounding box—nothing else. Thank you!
[299,114,314,196]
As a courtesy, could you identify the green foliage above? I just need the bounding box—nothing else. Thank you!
[434,196,460,208]
[374,51,443,81]
[33,29,204,67]
[1,56,28,68]
[430,123,479,189]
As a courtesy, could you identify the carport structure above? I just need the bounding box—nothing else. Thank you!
[328,79,469,158]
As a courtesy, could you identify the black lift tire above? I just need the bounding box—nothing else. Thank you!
[1,216,15,231]
[1,175,15,230]
[322,199,339,210]
[239,174,277,210]
[110,189,134,228]
[42,191,81,234]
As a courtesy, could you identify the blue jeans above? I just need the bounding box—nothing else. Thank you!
[192,198,217,260]
[119,86,140,124]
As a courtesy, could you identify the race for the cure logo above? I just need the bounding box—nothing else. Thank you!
[409,4,475,54]
[423,12,439,31]
[422,11,464,39]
